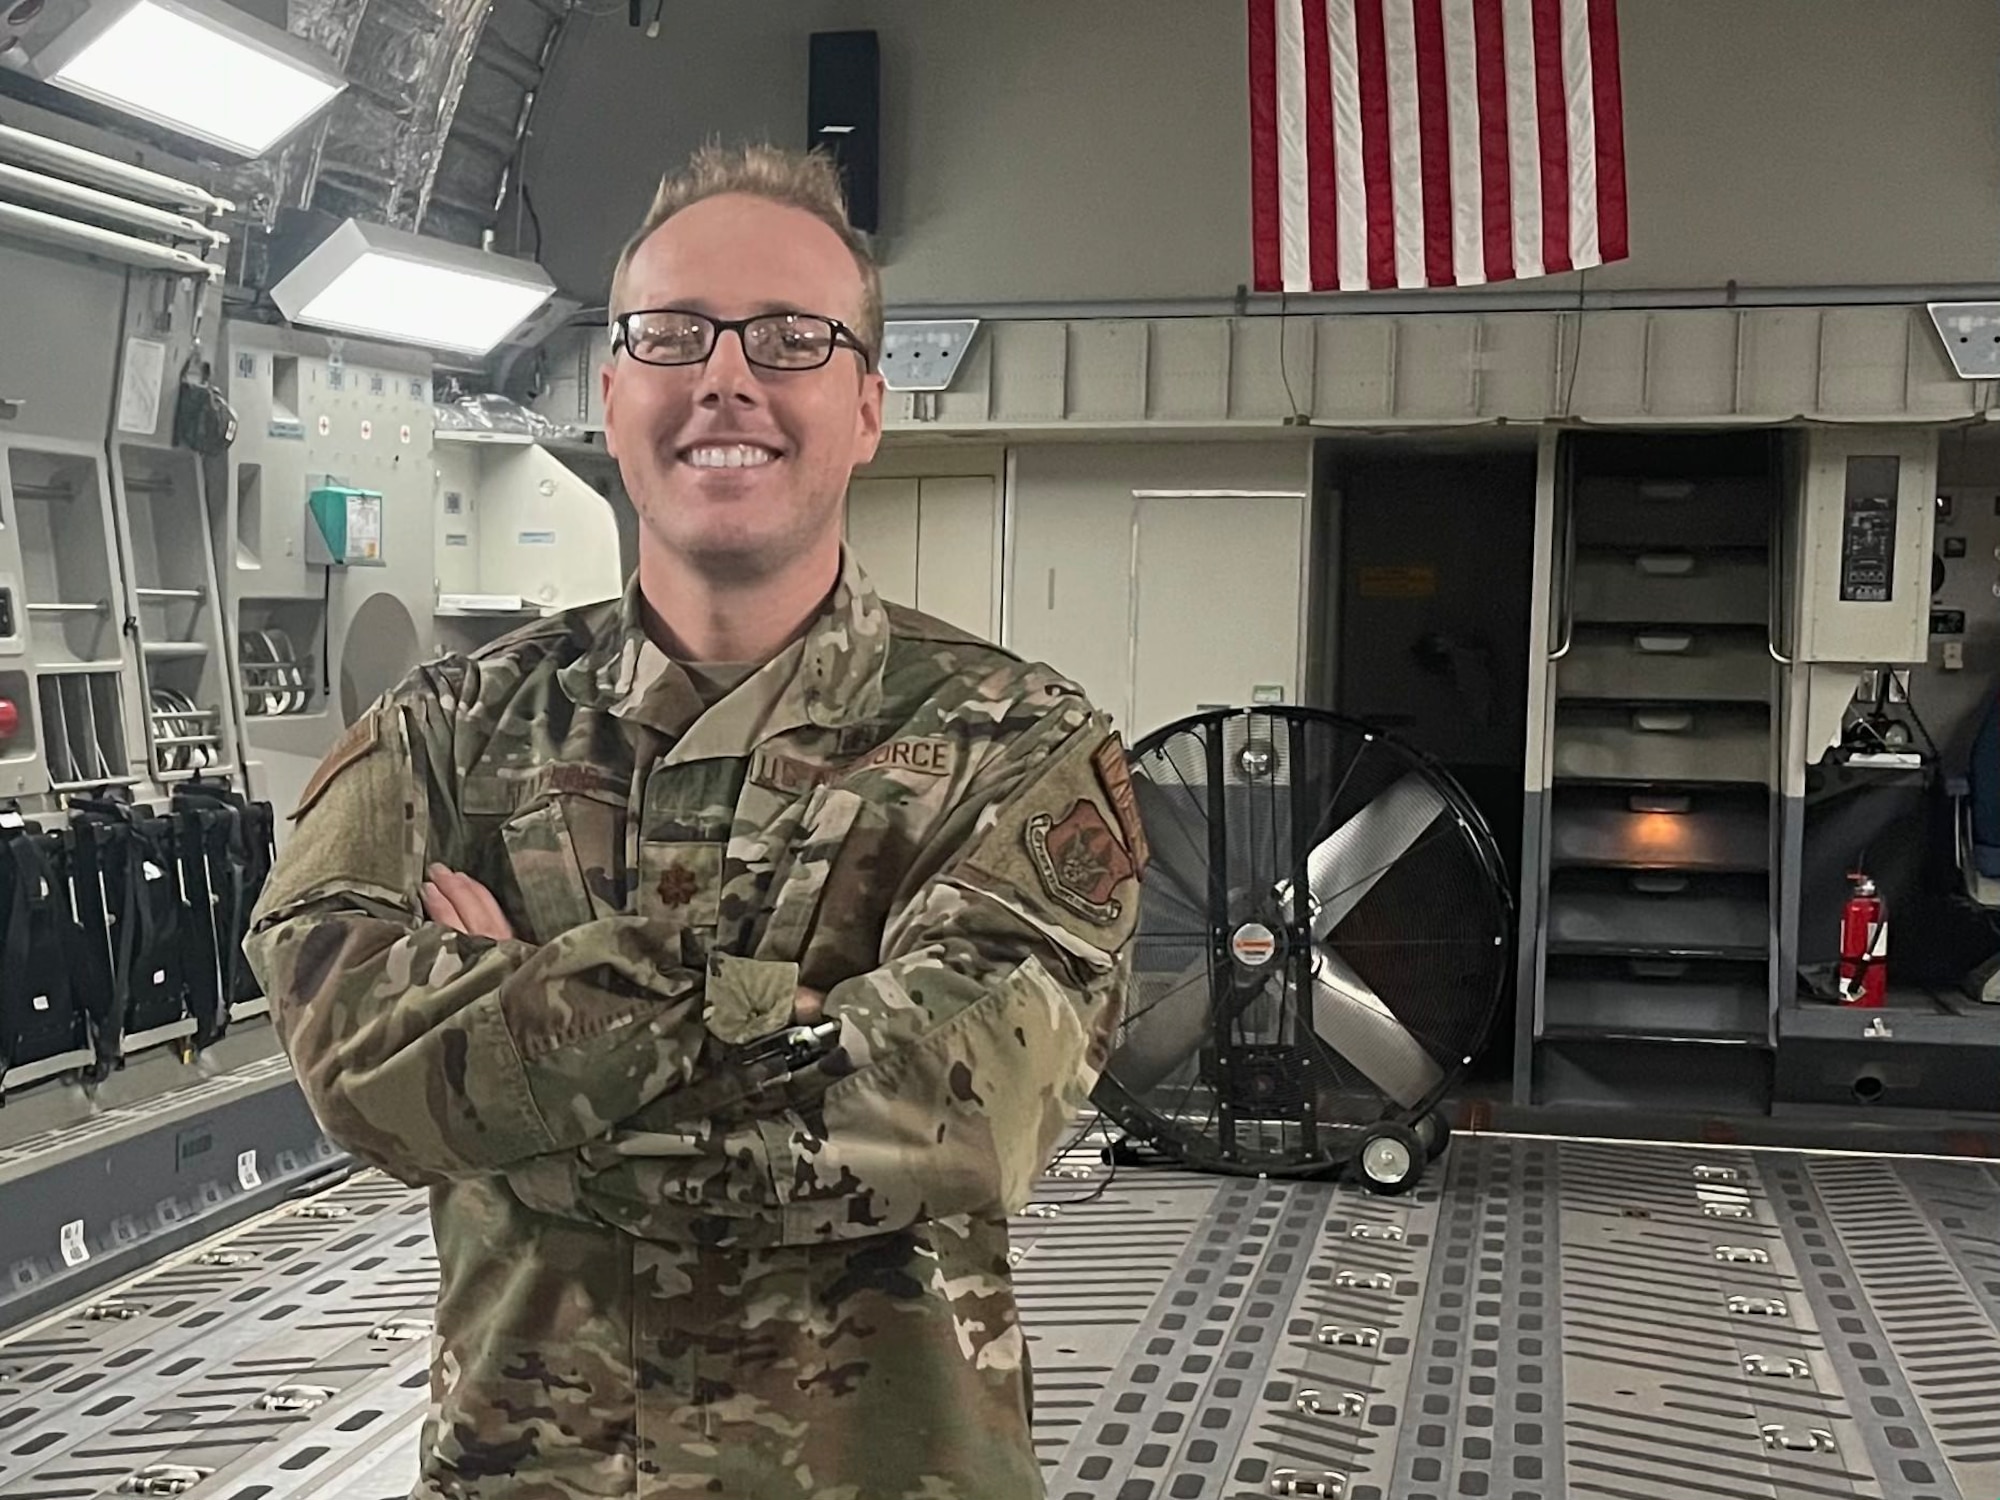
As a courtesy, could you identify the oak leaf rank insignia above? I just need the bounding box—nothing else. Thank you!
[656,864,700,909]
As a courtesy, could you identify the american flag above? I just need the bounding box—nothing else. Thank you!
[1249,0,1628,292]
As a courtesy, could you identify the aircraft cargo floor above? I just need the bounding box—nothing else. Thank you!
[3,1122,1997,1500]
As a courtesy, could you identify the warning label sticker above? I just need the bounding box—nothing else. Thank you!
[1357,565,1437,599]
[1231,922,1277,967]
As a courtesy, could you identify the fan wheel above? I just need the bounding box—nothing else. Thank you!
[1355,1121,1427,1196]
[1412,1108,1453,1163]
[1096,705,1512,1180]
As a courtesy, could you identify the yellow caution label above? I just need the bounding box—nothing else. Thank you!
[1357,565,1437,599]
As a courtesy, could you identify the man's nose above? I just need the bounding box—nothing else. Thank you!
[695,327,762,405]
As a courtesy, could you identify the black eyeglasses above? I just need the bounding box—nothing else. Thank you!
[611,309,873,372]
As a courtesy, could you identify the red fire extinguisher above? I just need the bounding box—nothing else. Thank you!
[1838,872,1888,1008]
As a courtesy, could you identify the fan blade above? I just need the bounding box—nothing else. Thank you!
[1285,773,1449,940]
[1110,955,1213,1096]
[1308,944,1444,1110]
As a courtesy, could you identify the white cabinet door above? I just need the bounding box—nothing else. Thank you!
[847,476,999,639]
[913,476,998,638]
[1130,493,1305,738]
[1007,484,1135,729]
[845,478,919,606]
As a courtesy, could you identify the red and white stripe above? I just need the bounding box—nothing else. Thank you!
[1249,0,1627,292]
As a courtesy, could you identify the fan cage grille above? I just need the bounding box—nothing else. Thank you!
[1096,707,1513,1176]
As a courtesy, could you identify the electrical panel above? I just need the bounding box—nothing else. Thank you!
[1793,428,1938,664]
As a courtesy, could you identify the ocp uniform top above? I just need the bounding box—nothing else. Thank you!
[246,548,1145,1500]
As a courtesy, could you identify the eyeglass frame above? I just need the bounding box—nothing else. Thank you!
[609,308,876,373]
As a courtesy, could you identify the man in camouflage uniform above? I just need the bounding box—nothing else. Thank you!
[245,144,1145,1499]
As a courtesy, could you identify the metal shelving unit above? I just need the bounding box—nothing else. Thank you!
[1,444,142,797]
[112,445,236,782]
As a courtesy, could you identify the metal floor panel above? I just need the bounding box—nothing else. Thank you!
[3,1133,1997,1500]
[0,1053,296,1182]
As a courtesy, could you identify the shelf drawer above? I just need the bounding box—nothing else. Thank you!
[1549,786,1770,873]
[1543,955,1771,1042]
[1558,626,1772,703]
[1547,871,1768,958]
[1553,705,1770,786]
[1574,477,1772,549]
[1571,550,1768,626]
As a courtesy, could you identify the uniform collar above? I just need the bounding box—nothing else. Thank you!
[557,547,890,743]
[798,545,890,730]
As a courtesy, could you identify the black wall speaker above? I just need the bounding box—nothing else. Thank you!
[807,30,880,235]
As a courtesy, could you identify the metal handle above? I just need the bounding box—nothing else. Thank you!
[1768,490,1793,665]
[0,396,21,420]
[1630,873,1690,894]
[1636,552,1695,576]
[1638,479,1697,501]
[1630,793,1692,814]
[1635,631,1693,654]
[1630,959,1691,981]
[1633,710,1695,733]
[1550,486,1578,661]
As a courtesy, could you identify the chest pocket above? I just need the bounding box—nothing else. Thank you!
[632,757,744,964]
[753,784,910,992]
[498,782,627,943]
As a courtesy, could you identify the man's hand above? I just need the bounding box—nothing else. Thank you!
[422,864,516,941]
[419,871,816,1021]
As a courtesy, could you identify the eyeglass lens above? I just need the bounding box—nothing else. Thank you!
[622,312,840,369]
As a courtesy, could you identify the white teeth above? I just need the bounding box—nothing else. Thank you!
[685,444,777,470]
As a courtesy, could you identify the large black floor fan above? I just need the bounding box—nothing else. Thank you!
[1094,707,1513,1195]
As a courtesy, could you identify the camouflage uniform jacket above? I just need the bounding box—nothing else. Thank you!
[244,550,1144,1499]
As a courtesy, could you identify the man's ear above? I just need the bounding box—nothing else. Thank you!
[853,370,886,465]
[600,360,619,458]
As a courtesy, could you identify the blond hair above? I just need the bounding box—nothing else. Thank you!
[609,143,882,364]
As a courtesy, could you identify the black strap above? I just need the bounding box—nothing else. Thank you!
[72,814,139,1060]
[0,834,36,1071]
[105,825,141,1033]
[216,817,252,1002]
[182,812,229,1024]
[174,805,239,1016]
[209,799,273,1003]
[2,833,76,1068]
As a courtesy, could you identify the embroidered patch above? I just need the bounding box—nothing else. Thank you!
[1090,733,1149,873]
[656,864,700,909]
[847,737,957,777]
[1025,798,1135,924]
[537,763,626,799]
[749,748,838,795]
[289,709,381,821]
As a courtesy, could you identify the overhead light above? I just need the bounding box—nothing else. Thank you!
[30,0,344,157]
[270,218,556,358]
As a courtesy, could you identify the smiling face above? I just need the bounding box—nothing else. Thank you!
[601,193,886,585]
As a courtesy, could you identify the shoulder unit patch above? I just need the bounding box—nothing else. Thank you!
[1026,798,1136,925]
[1090,733,1149,872]
[290,708,382,821]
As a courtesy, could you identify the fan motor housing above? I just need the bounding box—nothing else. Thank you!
[1213,1043,1313,1114]
[1230,921,1278,968]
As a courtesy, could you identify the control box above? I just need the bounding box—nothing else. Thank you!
[1793,428,1937,664]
